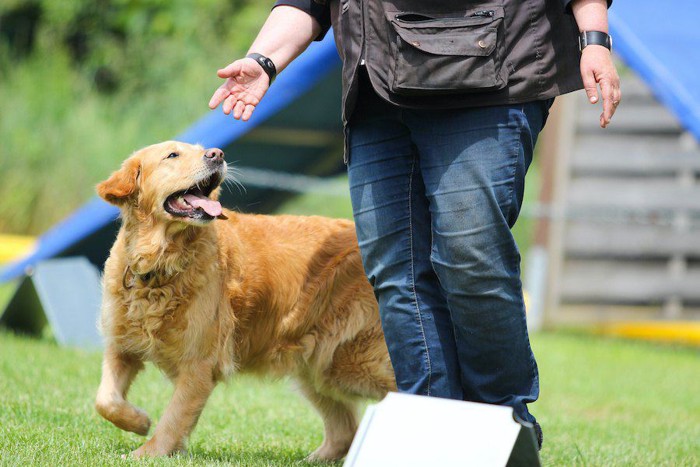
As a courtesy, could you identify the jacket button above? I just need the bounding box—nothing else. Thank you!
[478,40,487,48]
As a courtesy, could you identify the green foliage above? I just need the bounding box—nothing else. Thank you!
[0,0,270,234]
[0,330,698,465]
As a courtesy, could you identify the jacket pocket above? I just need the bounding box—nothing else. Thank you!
[387,7,507,95]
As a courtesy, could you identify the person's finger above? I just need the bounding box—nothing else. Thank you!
[600,78,615,127]
[241,104,256,121]
[217,61,243,79]
[222,94,237,115]
[208,86,231,109]
[609,86,622,122]
[233,100,246,120]
[582,68,599,104]
[612,86,622,110]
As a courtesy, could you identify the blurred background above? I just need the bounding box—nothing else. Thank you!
[0,1,698,465]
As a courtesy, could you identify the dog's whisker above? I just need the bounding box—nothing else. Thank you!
[225,168,243,179]
[223,179,246,196]
[223,170,247,195]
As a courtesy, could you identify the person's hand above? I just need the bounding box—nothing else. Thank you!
[208,58,270,121]
[580,45,621,128]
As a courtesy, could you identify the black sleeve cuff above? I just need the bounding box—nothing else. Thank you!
[562,0,613,14]
[273,1,332,41]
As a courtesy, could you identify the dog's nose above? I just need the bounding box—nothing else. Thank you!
[204,148,224,161]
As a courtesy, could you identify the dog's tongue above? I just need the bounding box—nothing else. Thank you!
[183,193,223,217]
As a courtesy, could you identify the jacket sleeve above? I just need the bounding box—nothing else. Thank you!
[562,0,612,14]
[273,1,331,41]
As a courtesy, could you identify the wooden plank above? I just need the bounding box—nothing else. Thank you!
[565,223,700,257]
[559,261,700,303]
[567,179,700,211]
[576,102,681,134]
[570,151,700,175]
[574,134,688,162]
[543,95,578,326]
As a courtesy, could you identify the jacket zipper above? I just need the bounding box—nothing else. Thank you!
[395,10,495,23]
[360,0,367,65]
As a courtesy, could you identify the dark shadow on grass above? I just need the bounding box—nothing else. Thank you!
[104,442,344,466]
[189,446,344,466]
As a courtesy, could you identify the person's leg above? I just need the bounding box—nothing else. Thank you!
[347,90,462,399]
[406,101,552,424]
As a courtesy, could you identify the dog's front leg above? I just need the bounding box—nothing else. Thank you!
[95,347,151,435]
[130,362,216,458]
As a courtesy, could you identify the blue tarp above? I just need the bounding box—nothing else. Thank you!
[609,0,700,140]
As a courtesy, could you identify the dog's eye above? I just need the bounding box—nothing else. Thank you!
[166,152,179,159]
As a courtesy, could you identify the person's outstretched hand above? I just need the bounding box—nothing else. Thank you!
[208,58,270,121]
[580,45,621,129]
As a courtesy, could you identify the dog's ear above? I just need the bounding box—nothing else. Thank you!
[96,158,141,205]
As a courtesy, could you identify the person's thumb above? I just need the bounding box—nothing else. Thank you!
[217,60,243,79]
[582,68,599,104]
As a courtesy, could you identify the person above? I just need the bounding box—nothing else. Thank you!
[208,0,620,450]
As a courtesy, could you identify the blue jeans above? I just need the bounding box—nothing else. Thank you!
[346,82,551,423]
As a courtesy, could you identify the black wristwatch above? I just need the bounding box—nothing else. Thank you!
[579,31,612,52]
[246,53,277,84]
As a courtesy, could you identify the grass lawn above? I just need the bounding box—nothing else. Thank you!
[1,162,697,465]
[0,330,697,466]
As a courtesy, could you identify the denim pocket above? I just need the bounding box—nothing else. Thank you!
[387,7,507,95]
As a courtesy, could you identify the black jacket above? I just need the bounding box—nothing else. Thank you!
[275,0,611,124]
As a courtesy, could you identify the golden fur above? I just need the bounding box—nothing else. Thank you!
[94,141,395,460]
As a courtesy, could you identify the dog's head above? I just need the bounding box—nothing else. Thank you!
[97,141,228,226]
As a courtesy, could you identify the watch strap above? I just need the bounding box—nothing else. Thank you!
[579,31,612,52]
[246,53,277,83]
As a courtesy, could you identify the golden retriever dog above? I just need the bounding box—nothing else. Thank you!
[94,141,396,460]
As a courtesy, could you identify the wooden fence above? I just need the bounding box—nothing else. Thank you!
[535,74,700,326]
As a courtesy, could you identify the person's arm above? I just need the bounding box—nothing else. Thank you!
[208,6,321,121]
[569,0,621,128]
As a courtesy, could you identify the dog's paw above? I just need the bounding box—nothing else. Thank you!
[126,407,152,436]
[96,399,152,436]
[112,405,151,436]
[305,442,350,462]
[129,440,167,458]
[128,438,186,459]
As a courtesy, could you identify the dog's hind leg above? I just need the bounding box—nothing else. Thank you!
[95,347,151,436]
[130,361,216,458]
[299,382,358,462]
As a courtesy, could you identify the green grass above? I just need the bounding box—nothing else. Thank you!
[0,330,329,467]
[0,330,697,466]
[0,2,270,235]
[532,333,700,466]
[276,178,354,220]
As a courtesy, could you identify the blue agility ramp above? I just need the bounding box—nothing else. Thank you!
[610,0,700,141]
[0,33,343,284]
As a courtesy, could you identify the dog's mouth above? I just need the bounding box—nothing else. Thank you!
[164,170,228,221]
